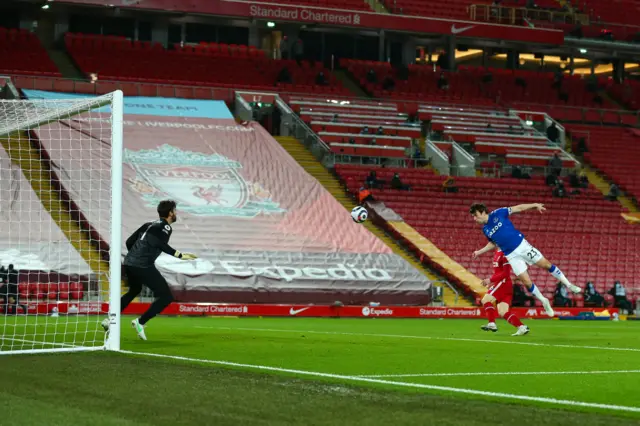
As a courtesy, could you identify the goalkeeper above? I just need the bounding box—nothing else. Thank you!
[106,200,197,340]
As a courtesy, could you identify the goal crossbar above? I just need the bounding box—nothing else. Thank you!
[0,94,114,138]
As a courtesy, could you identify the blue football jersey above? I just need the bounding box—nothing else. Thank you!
[482,207,524,255]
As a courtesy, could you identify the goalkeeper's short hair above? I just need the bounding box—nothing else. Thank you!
[157,200,177,219]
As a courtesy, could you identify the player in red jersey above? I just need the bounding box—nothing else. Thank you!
[480,250,530,336]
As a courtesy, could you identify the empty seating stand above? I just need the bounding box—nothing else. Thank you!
[335,164,640,305]
[17,282,85,301]
[292,96,423,160]
[422,103,577,170]
[65,33,350,96]
[345,59,627,123]
[0,27,61,77]
[568,124,640,201]
[579,0,640,27]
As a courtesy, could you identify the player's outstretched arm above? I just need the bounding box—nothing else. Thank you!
[510,203,545,214]
[472,242,496,259]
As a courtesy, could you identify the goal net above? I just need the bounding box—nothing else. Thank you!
[0,90,123,354]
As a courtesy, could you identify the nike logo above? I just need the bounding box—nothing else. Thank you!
[451,24,475,35]
[289,307,310,316]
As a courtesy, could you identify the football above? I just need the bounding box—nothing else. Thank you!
[351,206,368,223]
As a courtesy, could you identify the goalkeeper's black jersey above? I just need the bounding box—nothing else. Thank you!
[123,219,178,268]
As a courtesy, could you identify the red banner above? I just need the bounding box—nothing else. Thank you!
[6,302,618,320]
[59,0,564,45]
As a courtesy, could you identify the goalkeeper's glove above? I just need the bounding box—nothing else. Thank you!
[174,251,198,260]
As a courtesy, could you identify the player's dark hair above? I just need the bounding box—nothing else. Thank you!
[157,200,177,219]
[469,203,488,215]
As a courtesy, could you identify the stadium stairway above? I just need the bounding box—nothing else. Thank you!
[47,49,85,80]
[367,0,389,13]
[583,164,639,212]
[333,70,369,98]
[32,22,85,80]
[275,136,469,306]
[598,90,628,112]
[555,0,575,12]
[0,133,111,291]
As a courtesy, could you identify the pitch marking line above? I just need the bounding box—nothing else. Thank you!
[121,350,640,413]
[358,370,640,378]
[197,326,640,353]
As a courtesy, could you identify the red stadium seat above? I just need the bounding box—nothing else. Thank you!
[46,283,59,300]
[58,282,70,300]
[69,282,84,300]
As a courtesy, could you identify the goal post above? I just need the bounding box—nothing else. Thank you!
[0,90,123,354]
[107,89,123,352]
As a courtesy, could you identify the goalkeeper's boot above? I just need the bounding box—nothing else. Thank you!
[131,318,147,341]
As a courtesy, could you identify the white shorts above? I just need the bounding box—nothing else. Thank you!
[505,240,544,276]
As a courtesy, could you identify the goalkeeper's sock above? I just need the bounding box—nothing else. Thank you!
[483,302,497,323]
[549,265,571,287]
[139,293,174,326]
[503,310,524,328]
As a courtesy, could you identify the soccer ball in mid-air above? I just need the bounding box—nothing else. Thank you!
[351,206,368,223]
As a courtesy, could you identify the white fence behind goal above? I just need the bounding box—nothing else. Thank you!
[0,90,123,355]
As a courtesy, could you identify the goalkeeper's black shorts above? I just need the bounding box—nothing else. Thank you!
[124,265,172,298]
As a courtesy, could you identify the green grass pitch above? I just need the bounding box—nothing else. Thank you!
[1,316,639,426]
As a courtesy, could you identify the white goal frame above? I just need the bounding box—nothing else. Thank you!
[0,89,123,354]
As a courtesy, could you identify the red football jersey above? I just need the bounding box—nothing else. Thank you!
[490,250,512,287]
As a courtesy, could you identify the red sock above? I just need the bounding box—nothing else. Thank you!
[504,310,523,328]
[483,302,497,323]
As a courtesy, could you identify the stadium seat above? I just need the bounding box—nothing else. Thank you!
[69,282,84,300]
[58,282,70,300]
[18,283,30,299]
[28,283,39,300]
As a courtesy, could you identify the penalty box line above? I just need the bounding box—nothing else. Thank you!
[121,349,640,414]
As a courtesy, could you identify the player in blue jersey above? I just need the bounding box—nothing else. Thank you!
[470,203,581,318]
